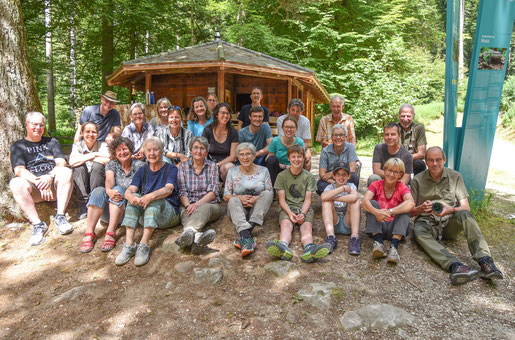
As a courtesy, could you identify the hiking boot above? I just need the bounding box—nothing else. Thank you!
[191,229,216,255]
[134,243,151,266]
[241,237,256,257]
[233,236,244,249]
[325,235,337,253]
[301,243,331,263]
[387,245,400,263]
[115,243,137,266]
[265,240,293,260]
[175,229,195,248]
[29,222,48,246]
[78,204,88,220]
[449,264,479,285]
[372,241,387,258]
[478,256,503,280]
[55,214,73,235]
[349,237,360,255]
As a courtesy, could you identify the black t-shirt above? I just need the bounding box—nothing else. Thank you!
[10,137,66,177]
[372,143,413,174]
[237,104,270,129]
[202,125,239,162]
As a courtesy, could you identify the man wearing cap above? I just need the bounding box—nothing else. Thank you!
[411,146,503,285]
[74,91,122,143]
[396,104,427,176]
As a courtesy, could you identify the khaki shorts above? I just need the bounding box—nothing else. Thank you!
[279,207,314,225]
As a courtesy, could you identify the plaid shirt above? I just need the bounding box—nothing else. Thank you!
[121,122,154,153]
[315,113,356,146]
[178,159,220,203]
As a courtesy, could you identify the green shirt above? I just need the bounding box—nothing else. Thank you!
[274,168,316,211]
[411,167,469,224]
[397,122,427,154]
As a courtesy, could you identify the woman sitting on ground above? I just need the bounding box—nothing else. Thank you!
[175,136,221,254]
[187,97,213,136]
[80,137,145,253]
[69,121,110,219]
[121,102,154,160]
[362,158,415,263]
[202,102,238,182]
[265,116,304,185]
[150,97,172,131]
[223,142,273,257]
[157,106,192,166]
[115,137,180,267]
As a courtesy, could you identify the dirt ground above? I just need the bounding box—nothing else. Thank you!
[0,156,513,340]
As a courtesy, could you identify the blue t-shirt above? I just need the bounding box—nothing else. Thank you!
[237,104,270,128]
[268,137,304,165]
[80,104,121,142]
[130,162,180,213]
[187,118,214,137]
[238,124,272,151]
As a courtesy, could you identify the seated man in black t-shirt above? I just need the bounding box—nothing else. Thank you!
[9,112,74,246]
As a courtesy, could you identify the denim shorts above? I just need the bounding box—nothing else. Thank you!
[335,212,351,235]
[87,186,127,209]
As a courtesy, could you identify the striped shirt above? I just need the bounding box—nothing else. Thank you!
[315,113,356,146]
[178,159,220,203]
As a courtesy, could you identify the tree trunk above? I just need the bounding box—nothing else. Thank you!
[190,1,195,46]
[459,0,464,81]
[101,1,114,92]
[45,0,56,132]
[69,9,76,123]
[0,0,42,220]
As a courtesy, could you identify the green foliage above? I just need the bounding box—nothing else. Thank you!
[356,135,379,157]
[501,75,515,128]
[414,102,444,126]
[469,190,494,217]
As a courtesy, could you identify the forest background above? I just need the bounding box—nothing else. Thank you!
[21,0,515,145]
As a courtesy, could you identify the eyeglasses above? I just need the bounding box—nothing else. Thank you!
[238,153,253,159]
[426,158,444,164]
[385,169,402,176]
[283,126,296,130]
[131,112,144,116]
[28,122,45,128]
[192,146,207,152]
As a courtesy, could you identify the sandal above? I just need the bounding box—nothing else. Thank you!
[80,233,97,253]
[101,232,116,252]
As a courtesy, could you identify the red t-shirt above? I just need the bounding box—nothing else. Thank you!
[367,180,411,221]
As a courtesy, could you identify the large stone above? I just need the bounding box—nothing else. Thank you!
[53,286,84,303]
[193,268,223,285]
[296,282,336,309]
[340,311,363,331]
[174,261,195,273]
[264,261,294,277]
[162,235,183,253]
[356,304,415,330]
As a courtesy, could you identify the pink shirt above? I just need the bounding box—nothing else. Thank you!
[367,180,411,221]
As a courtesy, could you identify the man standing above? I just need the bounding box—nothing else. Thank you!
[238,106,273,165]
[277,99,312,170]
[10,112,74,246]
[397,104,427,175]
[411,147,503,285]
[316,96,356,148]
[237,87,269,130]
[74,90,121,143]
[368,123,412,186]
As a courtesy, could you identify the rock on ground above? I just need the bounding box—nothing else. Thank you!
[174,261,195,273]
[263,261,294,277]
[296,282,336,309]
[340,304,415,331]
[193,268,223,285]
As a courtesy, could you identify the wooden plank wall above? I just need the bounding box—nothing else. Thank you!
[233,75,288,115]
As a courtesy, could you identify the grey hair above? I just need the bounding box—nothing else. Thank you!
[331,123,347,137]
[330,95,345,105]
[398,103,415,115]
[129,102,145,116]
[425,146,446,161]
[25,111,46,124]
[287,98,304,112]
[236,142,256,156]
[142,137,164,155]
[189,136,210,151]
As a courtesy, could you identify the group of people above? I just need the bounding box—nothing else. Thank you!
[9,90,503,285]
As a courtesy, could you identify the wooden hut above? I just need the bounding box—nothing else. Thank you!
[107,39,330,137]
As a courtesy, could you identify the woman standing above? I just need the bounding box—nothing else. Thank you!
[202,103,238,182]
[69,121,110,219]
[157,107,192,166]
[150,97,172,131]
[187,97,213,136]
[121,103,154,160]
[206,93,218,112]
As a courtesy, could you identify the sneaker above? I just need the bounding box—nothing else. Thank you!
[241,237,256,257]
[478,257,503,280]
[175,229,195,248]
[265,240,293,260]
[134,243,151,266]
[372,241,387,258]
[325,235,337,253]
[55,214,73,235]
[233,236,244,249]
[78,204,87,220]
[387,245,400,263]
[449,264,479,285]
[349,237,360,255]
[115,243,137,266]
[191,229,216,255]
[29,222,48,246]
[301,243,331,263]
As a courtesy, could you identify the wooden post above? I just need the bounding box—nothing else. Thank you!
[287,79,292,104]
[145,73,151,92]
[217,69,225,102]
[129,84,133,104]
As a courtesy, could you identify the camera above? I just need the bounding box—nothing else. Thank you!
[432,202,443,214]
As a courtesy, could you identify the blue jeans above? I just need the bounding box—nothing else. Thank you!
[254,155,266,166]
[88,186,126,223]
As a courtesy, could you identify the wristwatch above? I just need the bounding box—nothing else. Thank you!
[388,208,394,215]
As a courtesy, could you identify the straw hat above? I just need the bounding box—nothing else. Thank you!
[100,90,120,103]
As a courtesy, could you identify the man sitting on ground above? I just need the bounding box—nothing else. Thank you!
[368,122,413,186]
[316,95,356,148]
[238,106,273,166]
[397,104,427,176]
[411,146,503,285]
[9,111,74,246]
[277,99,312,170]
